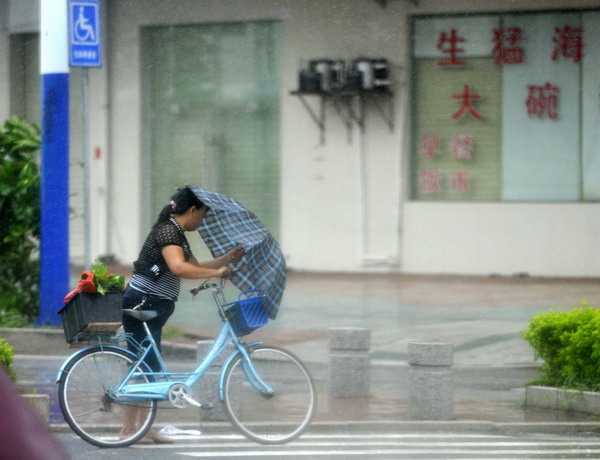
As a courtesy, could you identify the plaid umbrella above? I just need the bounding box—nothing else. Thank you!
[188,186,287,319]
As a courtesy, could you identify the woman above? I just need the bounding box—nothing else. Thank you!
[119,186,244,443]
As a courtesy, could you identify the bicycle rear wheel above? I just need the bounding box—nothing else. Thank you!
[222,345,316,444]
[58,346,157,448]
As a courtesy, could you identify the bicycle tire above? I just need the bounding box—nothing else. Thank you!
[222,344,316,444]
[58,346,157,448]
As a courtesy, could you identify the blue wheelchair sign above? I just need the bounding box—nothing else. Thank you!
[69,0,102,67]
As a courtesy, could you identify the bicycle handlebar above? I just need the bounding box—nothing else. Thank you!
[190,278,226,297]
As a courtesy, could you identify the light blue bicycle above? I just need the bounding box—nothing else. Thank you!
[56,280,316,448]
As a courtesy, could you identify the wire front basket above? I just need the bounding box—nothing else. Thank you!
[221,290,269,336]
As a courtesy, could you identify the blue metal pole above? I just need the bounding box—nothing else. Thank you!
[38,0,70,325]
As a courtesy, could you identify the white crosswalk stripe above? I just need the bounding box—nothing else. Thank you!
[132,432,600,458]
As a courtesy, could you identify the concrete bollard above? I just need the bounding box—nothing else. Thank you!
[408,341,453,420]
[196,340,232,421]
[21,394,50,424]
[329,327,370,398]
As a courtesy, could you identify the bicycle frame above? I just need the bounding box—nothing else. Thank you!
[57,284,274,406]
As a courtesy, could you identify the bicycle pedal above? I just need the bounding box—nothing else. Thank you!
[181,395,203,408]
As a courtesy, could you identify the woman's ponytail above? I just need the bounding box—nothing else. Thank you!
[153,186,206,228]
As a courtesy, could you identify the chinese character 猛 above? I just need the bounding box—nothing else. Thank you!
[492,27,525,64]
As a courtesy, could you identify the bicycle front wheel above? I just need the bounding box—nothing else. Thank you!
[58,346,157,448]
[222,345,316,444]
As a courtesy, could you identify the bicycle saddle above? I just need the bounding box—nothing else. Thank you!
[122,309,158,322]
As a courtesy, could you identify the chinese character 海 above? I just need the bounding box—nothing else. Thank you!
[492,27,524,64]
[451,85,482,120]
[551,25,584,63]
[419,169,443,193]
[525,82,559,119]
[449,135,473,160]
[437,29,467,66]
[420,134,441,159]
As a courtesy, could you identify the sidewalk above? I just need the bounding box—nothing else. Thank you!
[166,272,600,425]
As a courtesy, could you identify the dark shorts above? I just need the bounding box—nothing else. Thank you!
[122,286,175,372]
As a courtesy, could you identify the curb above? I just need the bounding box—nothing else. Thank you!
[526,385,600,416]
[0,327,200,360]
[0,328,68,356]
[310,420,600,435]
[50,420,600,435]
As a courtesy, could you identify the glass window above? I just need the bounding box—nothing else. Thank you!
[411,11,599,202]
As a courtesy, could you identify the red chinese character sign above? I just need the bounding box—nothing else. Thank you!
[437,29,467,66]
[525,82,559,119]
[552,25,584,63]
[492,27,525,64]
[418,168,474,195]
[420,134,441,159]
[451,85,482,120]
[450,170,471,194]
[419,169,443,194]
[417,133,475,196]
[450,135,473,160]
[412,15,587,201]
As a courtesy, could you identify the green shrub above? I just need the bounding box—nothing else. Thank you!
[523,302,600,391]
[0,338,16,382]
[0,117,41,326]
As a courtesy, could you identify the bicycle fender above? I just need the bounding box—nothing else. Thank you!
[55,345,135,383]
[217,341,262,401]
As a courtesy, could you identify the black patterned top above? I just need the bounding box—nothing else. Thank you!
[129,218,192,300]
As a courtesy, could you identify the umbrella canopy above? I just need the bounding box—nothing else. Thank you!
[188,186,287,319]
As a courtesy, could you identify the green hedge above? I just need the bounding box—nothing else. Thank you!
[0,117,41,326]
[523,302,600,391]
[0,338,16,382]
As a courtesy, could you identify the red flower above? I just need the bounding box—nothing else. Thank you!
[63,260,125,304]
[63,288,79,304]
[78,271,97,293]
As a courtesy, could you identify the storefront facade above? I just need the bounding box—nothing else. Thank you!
[1,0,599,277]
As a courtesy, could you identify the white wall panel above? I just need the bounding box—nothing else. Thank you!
[402,202,600,277]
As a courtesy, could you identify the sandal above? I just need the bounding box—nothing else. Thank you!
[147,429,174,444]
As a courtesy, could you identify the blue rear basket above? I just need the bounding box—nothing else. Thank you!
[222,290,268,336]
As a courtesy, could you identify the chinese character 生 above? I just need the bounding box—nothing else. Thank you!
[437,29,468,67]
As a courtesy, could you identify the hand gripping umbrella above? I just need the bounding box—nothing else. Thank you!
[188,186,287,319]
